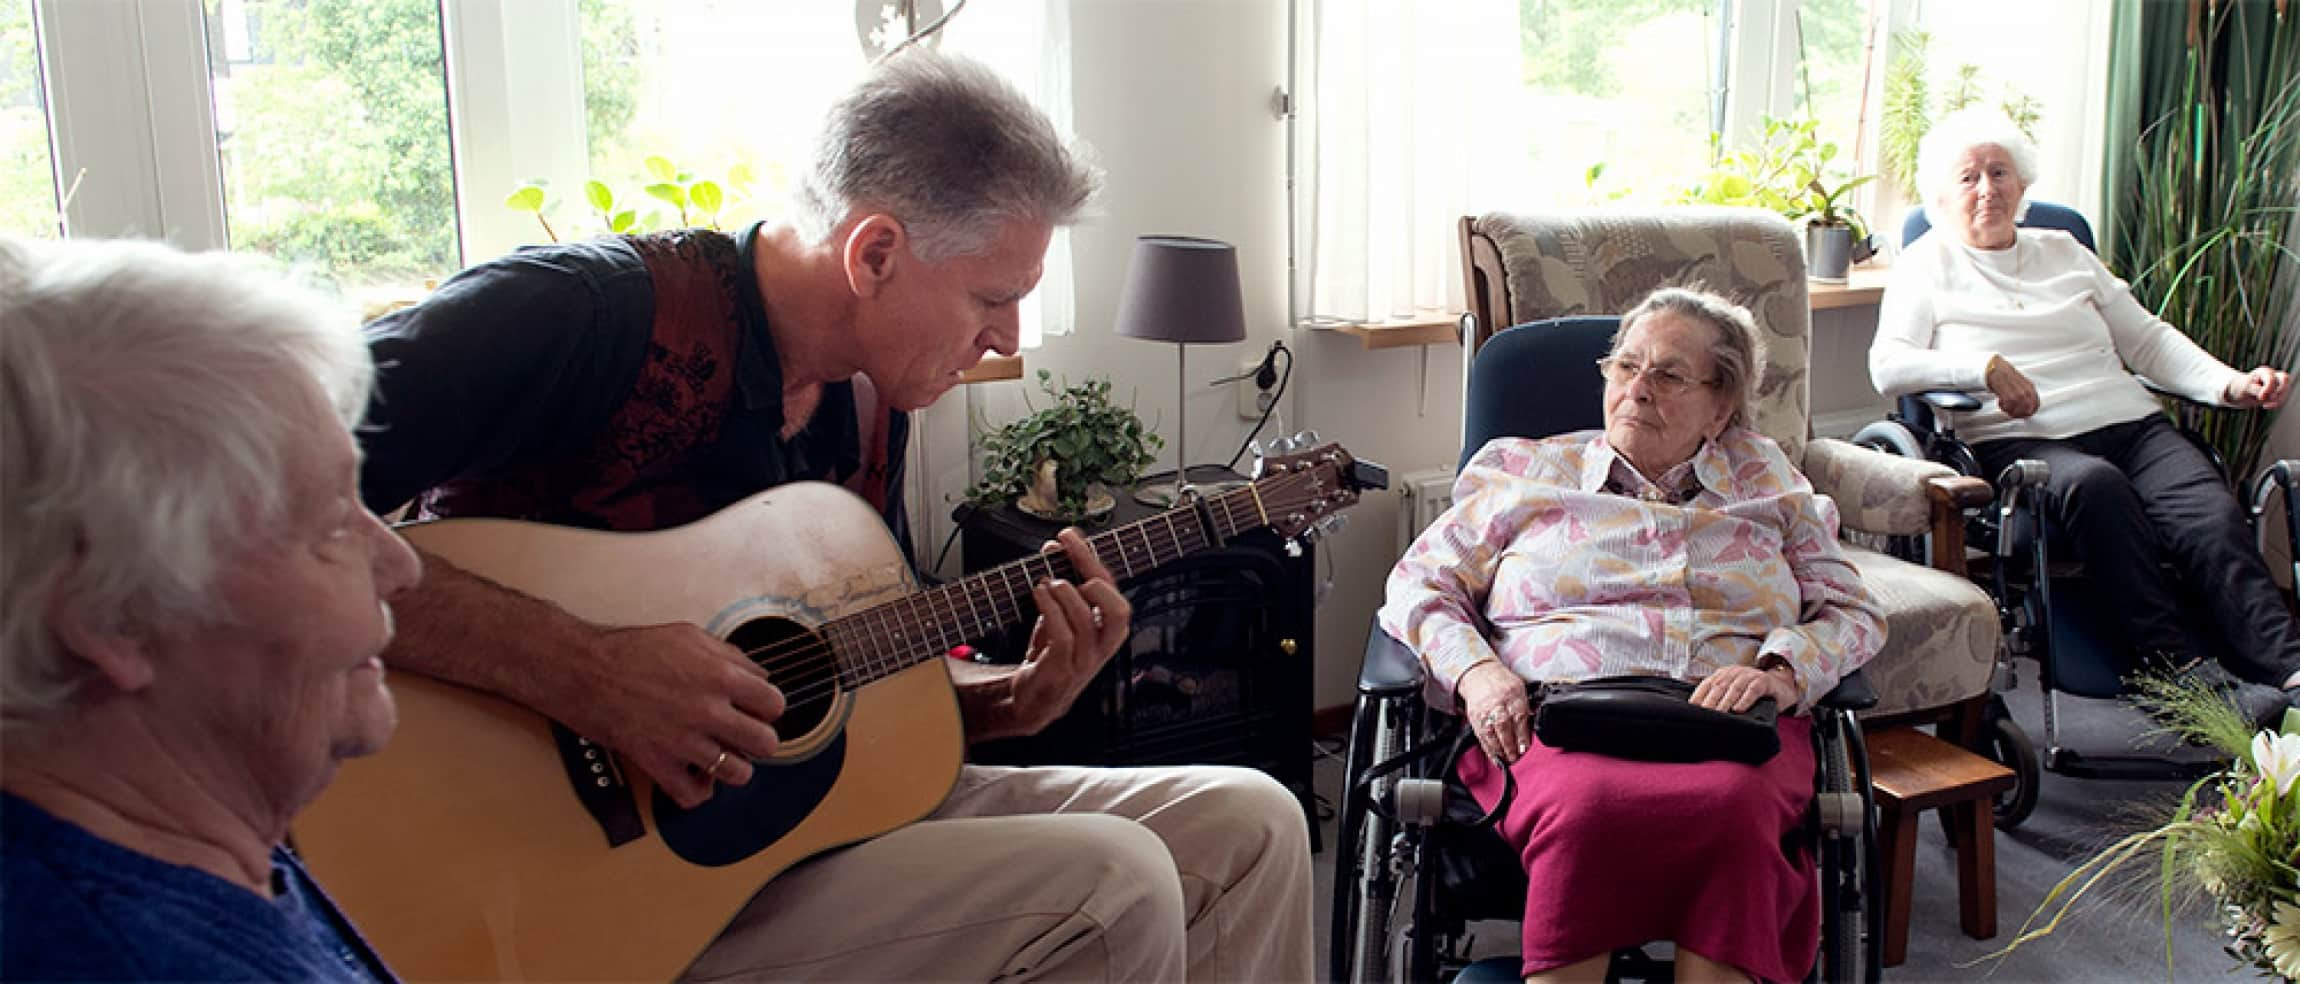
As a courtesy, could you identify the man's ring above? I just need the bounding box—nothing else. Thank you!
[1483,710,1501,725]
[706,749,731,780]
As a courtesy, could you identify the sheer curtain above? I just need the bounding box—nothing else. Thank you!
[944,0,1076,342]
[1296,0,1523,326]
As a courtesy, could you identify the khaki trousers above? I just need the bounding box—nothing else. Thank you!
[681,764,1314,982]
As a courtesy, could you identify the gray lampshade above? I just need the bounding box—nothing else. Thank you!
[1112,236,1247,345]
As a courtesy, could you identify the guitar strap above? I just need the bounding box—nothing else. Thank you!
[550,723,644,848]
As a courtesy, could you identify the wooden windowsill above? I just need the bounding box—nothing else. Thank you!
[1808,265,1892,311]
[959,354,1024,383]
[1327,315,1461,350]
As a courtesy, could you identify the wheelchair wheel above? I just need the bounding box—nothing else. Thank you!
[1849,419,1924,461]
[1332,697,1413,983]
[1982,700,2041,829]
[1813,712,1880,984]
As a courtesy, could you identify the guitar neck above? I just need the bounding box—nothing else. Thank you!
[825,482,1277,687]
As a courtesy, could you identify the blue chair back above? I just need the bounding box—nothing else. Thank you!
[1459,316,1617,471]
[1900,200,2096,251]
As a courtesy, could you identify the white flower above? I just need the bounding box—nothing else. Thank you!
[2253,731,2300,798]
[2266,902,2300,980]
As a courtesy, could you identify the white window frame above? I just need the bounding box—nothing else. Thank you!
[39,0,229,249]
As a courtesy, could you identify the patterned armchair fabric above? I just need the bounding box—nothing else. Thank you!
[1469,208,1997,718]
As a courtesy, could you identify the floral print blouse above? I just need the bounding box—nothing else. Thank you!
[1378,427,1885,713]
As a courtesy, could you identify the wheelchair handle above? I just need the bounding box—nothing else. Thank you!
[1997,459,2049,489]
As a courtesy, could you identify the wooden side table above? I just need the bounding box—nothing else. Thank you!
[1867,726,2017,967]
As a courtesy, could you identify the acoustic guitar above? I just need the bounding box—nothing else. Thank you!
[292,441,1380,980]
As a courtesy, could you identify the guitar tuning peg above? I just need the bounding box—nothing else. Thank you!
[1291,429,1321,446]
[1267,435,1300,454]
[1314,514,1349,539]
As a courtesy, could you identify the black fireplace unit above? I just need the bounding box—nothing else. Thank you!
[956,489,1315,828]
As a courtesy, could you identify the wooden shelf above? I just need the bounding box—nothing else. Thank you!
[1330,315,1460,350]
[959,354,1024,384]
[1809,265,1892,311]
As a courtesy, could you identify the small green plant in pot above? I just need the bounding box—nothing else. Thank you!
[1798,167,1877,284]
[1678,116,1877,282]
[966,371,1162,523]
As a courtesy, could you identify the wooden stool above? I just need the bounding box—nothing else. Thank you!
[1866,726,2016,967]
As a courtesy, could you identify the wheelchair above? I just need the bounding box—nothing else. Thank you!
[1331,317,1884,984]
[1850,202,2300,828]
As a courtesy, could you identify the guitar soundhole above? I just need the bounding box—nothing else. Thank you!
[727,616,838,740]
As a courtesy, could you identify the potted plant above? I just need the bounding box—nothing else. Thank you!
[966,370,1162,523]
[1678,115,1877,282]
[1797,168,1876,284]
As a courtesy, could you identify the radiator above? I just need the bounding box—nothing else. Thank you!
[1395,467,1458,557]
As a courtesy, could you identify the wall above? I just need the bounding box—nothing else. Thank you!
[914,0,2289,716]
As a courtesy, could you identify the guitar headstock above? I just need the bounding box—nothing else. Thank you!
[1243,433,1388,540]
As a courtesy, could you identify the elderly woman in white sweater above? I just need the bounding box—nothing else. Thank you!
[1870,107,2297,712]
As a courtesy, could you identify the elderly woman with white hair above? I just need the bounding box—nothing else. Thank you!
[1,237,421,979]
[1869,107,2299,714]
[1383,287,1884,983]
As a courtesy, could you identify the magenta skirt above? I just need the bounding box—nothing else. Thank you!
[1457,714,1818,982]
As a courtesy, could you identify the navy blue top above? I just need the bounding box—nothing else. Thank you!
[0,792,394,982]
[359,222,911,551]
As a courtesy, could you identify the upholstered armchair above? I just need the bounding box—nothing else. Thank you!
[1458,208,1998,734]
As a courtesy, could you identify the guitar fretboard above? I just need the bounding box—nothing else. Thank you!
[820,471,1320,686]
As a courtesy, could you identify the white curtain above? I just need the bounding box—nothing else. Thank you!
[945,0,1076,343]
[1298,0,1524,326]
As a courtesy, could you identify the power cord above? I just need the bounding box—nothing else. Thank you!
[930,501,978,580]
[1225,340,1294,471]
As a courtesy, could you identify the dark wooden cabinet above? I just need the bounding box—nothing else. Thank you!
[955,467,1316,829]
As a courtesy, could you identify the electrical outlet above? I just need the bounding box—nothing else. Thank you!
[1237,361,1273,418]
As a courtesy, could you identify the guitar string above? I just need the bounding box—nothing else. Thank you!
[735,473,1306,673]
[751,532,1211,709]
[743,479,1322,709]
[748,502,1237,706]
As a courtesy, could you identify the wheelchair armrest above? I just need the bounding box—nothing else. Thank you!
[1359,624,1428,698]
[1918,390,1983,413]
[1817,667,1878,712]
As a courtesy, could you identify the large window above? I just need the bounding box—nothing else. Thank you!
[206,0,456,296]
[37,0,1071,340]
[1513,0,1720,208]
[1,0,56,238]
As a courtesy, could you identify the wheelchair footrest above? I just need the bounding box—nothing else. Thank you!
[2044,747,2223,781]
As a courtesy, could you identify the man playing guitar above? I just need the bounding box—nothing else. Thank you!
[352,48,1313,981]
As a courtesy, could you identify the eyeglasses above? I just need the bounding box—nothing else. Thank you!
[1595,356,1720,396]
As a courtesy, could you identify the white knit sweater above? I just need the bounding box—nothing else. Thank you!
[1869,228,2241,443]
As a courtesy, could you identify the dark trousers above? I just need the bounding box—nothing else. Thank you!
[1974,414,2300,687]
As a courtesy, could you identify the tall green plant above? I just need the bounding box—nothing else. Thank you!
[2110,2,2300,482]
[1876,31,2043,200]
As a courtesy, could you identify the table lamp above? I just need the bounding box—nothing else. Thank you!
[1113,235,1247,507]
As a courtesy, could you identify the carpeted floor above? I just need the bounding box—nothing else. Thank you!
[1310,682,2262,982]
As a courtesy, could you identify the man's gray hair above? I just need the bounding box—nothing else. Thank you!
[0,237,373,728]
[1615,285,1767,429]
[1917,107,2041,226]
[792,48,1101,263]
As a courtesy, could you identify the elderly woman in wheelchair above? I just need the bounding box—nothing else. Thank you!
[1379,287,1885,983]
[1869,107,2298,724]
